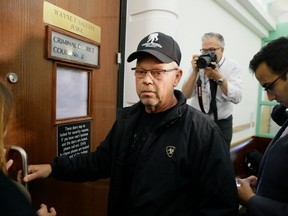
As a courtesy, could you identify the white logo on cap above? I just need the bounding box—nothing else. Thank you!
[142,33,162,48]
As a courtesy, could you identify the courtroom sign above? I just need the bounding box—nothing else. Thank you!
[47,26,100,68]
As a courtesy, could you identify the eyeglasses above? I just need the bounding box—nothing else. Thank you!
[200,47,221,53]
[263,71,287,93]
[131,67,178,79]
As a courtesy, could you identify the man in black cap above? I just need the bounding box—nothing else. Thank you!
[23,32,238,216]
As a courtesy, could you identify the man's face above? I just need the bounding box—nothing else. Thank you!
[201,37,223,63]
[256,62,288,107]
[134,56,182,113]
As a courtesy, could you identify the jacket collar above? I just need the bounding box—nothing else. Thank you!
[121,90,187,126]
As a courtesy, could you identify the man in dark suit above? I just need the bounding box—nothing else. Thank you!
[237,37,288,216]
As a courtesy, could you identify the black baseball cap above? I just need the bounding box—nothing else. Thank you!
[127,32,181,66]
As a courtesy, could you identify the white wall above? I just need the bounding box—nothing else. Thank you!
[123,0,275,144]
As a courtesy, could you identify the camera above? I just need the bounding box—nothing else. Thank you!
[196,52,217,69]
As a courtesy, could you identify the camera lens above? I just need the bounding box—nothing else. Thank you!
[196,56,211,69]
[196,52,217,69]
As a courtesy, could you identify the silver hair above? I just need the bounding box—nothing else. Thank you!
[201,32,225,47]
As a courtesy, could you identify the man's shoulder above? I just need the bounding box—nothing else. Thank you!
[118,101,143,118]
[185,105,216,125]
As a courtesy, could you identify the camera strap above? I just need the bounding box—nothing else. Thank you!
[196,76,218,121]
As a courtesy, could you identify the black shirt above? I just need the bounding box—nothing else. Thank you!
[122,108,171,213]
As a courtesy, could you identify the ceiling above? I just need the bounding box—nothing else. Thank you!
[268,0,288,23]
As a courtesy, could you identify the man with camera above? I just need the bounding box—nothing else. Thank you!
[182,32,242,146]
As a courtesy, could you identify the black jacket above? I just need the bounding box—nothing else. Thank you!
[51,90,238,216]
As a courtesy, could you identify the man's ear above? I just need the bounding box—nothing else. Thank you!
[174,69,182,87]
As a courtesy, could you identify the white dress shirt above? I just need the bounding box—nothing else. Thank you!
[190,56,242,120]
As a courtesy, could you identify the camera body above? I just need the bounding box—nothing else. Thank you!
[196,52,217,69]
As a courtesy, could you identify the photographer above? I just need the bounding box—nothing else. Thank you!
[182,32,242,146]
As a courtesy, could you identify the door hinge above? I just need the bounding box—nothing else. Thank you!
[117,52,122,64]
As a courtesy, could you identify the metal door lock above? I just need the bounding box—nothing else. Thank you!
[6,72,18,83]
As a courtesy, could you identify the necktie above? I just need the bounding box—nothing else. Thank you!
[209,79,218,121]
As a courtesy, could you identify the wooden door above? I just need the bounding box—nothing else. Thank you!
[0,0,120,215]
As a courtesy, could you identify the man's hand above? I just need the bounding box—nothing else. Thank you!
[237,176,258,206]
[191,54,200,73]
[204,64,221,81]
[23,164,52,183]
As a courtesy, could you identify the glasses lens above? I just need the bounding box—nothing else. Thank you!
[133,68,145,78]
[151,70,164,79]
[132,68,174,79]
[264,72,285,92]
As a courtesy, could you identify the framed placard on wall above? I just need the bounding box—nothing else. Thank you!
[57,121,91,158]
[47,25,100,68]
[53,62,93,125]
